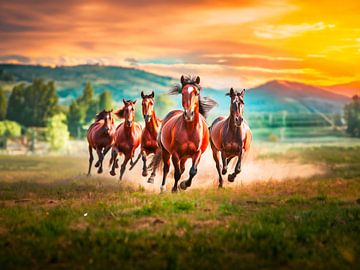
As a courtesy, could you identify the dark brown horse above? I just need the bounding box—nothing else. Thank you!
[152,75,217,192]
[109,99,142,180]
[209,88,252,187]
[130,91,162,183]
[87,110,115,176]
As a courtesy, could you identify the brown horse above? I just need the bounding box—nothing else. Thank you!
[152,75,217,192]
[109,99,142,180]
[130,91,162,183]
[209,88,252,187]
[87,110,115,176]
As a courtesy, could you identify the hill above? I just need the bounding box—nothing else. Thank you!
[0,64,350,115]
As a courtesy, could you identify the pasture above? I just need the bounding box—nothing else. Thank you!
[0,144,360,269]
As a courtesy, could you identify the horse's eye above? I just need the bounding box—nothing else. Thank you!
[131,108,134,111]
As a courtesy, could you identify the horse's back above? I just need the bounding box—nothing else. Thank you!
[209,117,226,150]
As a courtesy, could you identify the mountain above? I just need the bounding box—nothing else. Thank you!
[0,64,350,115]
[324,81,360,97]
[244,80,350,114]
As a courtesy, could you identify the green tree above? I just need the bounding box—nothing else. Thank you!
[99,90,112,111]
[0,87,7,120]
[6,80,59,127]
[0,120,22,149]
[85,99,99,123]
[155,93,175,118]
[67,100,85,138]
[6,83,26,124]
[344,95,360,137]
[78,82,94,105]
[46,113,69,151]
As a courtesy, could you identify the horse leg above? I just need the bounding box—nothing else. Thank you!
[160,150,171,192]
[228,151,243,182]
[129,153,141,171]
[180,151,201,190]
[171,154,181,193]
[109,148,118,176]
[87,145,94,176]
[213,151,223,189]
[141,151,148,177]
[147,150,159,184]
[95,147,104,173]
[221,152,228,175]
[119,154,131,181]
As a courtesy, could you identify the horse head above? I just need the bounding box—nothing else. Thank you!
[226,88,245,127]
[116,99,137,128]
[141,91,155,123]
[95,109,114,134]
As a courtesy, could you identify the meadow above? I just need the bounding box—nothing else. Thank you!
[0,144,360,269]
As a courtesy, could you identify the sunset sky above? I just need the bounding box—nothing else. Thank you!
[1,0,360,88]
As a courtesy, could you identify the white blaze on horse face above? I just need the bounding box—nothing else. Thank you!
[187,86,194,94]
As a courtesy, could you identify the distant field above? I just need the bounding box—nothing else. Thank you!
[0,146,360,269]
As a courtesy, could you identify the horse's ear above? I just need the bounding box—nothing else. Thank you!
[240,89,245,97]
[181,75,185,85]
[141,91,145,99]
[196,76,200,85]
[122,98,127,105]
[133,100,137,105]
[151,91,154,98]
[230,88,235,96]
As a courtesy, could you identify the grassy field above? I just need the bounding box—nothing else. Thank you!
[0,146,360,269]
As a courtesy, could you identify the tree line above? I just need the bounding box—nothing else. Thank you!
[0,79,113,150]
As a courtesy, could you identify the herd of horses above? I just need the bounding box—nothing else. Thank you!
[86,75,252,192]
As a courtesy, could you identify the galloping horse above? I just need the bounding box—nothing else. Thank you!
[153,75,217,192]
[109,99,142,180]
[209,88,252,187]
[130,91,162,183]
[87,110,115,176]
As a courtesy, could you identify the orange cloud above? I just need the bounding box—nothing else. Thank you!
[0,0,359,88]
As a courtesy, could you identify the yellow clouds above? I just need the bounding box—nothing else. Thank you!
[254,22,335,39]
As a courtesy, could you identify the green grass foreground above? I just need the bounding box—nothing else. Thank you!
[0,146,360,269]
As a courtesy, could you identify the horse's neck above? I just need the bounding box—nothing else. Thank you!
[227,111,241,133]
[145,111,160,133]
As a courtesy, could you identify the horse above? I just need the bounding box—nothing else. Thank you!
[86,109,115,176]
[129,91,162,183]
[109,99,142,180]
[152,75,217,192]
[209,88,252,188]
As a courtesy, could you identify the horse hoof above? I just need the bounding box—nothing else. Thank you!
[160,185,166,193]
[97,168,103,174]
[87,173,91,177]
[147,177,154,184]
[142,171,148,177]
[171,187,178,193]
[179,181,187,190]
[109,170,116,176]
[222,169,227,175]
[218,184,224,189]
[228,174,236,182]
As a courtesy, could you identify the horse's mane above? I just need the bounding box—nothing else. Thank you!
[199,96,218,119]
[113,108,125,119]
[95,110,112,122]
[168,75,217,119]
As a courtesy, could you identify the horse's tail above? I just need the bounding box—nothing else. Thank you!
[148,150,163,173]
